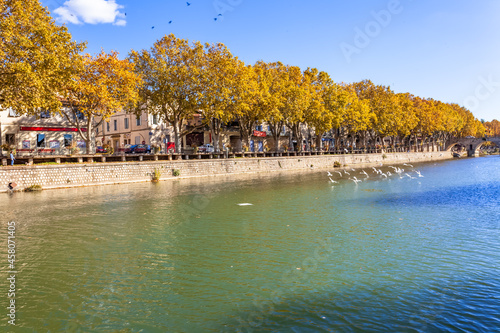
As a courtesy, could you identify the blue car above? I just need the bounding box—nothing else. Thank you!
[125,145,138,153]
[134,144,151,154]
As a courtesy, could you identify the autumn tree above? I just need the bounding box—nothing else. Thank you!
[198,42,238,152]
[60,51,141,154]
[304,71,348,151]
[394,93,418,146]
[342,84,373,147]
[232,63,262,150]
[129,34,205,153]
[253,61,286,151]
[254,61,311,151]
[0,0,86,113]
[484,119,500,136]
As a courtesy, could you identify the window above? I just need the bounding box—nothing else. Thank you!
[114,120,117,131]
[152,115,158,125]
[5,134,15,146]
[37,134,45,148]
[75,111,85,120]
[135,136,140,144]
[124,118,129,129]
[256,125,263,131]
[136,117,141,126]
[106,122,110,132]
[64,134,73,147]
[40,110,51,118]
[7,108,19,117]
[96,127,99,134]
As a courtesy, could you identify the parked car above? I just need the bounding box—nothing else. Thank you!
[134,144,151,154]
[198,144,215,153]
[124,144,138,153]
[96,146,107,153]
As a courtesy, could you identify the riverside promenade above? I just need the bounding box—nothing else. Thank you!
[0,151,452,193]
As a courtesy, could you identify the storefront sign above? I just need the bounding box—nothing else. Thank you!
[49,140,60,148]
[77,140,86,148]
[253,130,266,137]
[22,140,30,149]
[20,126,87,132]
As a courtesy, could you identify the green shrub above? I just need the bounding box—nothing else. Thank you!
[152,168,161,181]
[24,184,42,192]
[172,169,181,177]
[333,161,341,167]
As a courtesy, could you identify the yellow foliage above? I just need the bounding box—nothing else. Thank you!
[0,0,86,113]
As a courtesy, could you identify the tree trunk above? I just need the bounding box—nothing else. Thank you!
[210,118,221,152]
[173,118,181,153]
[238,119,253,152]
[86,118,92,154]
[273,132,280,151]
[316,133,323,151]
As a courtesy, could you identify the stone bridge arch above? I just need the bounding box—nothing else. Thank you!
[447,137,500,156]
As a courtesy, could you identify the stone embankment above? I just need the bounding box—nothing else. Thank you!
[0,151,452,192]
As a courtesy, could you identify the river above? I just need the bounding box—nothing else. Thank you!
[1,156,499,332]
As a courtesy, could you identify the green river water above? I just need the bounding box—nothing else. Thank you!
[1,156,499,332]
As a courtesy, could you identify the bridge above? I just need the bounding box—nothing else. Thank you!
[447,137,500,157]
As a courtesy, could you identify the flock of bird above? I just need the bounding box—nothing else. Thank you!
[152,2,224,28]
[327,162,424,185]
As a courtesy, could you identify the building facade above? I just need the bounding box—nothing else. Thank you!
[96,111,172,152]
[0,108,89,156]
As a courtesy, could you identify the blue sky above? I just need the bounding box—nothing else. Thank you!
[41,0,500,121]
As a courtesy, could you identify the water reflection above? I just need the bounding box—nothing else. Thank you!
[0,157,499,332]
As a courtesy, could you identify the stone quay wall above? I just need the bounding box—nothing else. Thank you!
[0,151,453,192]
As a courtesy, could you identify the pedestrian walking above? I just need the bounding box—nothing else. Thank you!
[10,151,15,166]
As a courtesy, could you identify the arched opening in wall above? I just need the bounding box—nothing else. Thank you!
[476,141,499,155]
[446,143,465,153]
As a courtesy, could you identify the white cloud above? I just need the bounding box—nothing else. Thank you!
[54,0,126,26]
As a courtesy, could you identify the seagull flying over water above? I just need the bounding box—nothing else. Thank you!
[414,170,424,177]
[335,171,343,177]
[349,177,362,184]
[344,170,350,176]
[403,163,414,168]
[328,177,338,184]
[327,171,333,176]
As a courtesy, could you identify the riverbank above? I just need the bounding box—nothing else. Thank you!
[0,151,453,193]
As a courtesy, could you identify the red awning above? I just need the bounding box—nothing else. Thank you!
[20,126,87,132]
[253,130,266,137]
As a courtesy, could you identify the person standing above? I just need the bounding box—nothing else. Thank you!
[10,151,15,166]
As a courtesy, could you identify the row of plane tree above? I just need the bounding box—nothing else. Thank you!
[1,0,489,154]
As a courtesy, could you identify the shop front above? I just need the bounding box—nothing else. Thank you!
[16,126,87,155]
